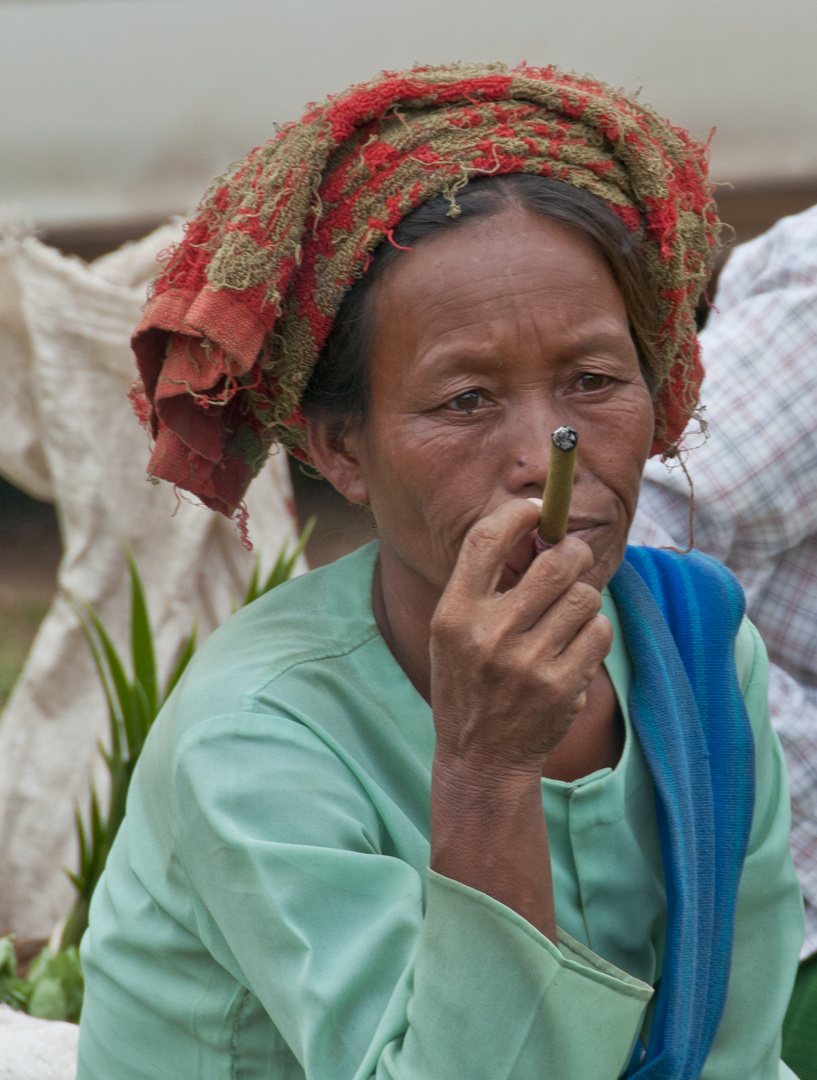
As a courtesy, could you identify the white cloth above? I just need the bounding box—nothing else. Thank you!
[0,217,302,939]
[0,1005,77,1080]
[632,204,817,958]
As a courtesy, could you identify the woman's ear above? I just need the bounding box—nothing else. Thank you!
[304,418,370,505]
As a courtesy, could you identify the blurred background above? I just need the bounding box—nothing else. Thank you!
[2,0,817,706]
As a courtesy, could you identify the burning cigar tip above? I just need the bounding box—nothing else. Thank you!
[551,426,578,453]
[538,425,578,547]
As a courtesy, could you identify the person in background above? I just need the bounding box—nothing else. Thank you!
[632,204,817,1080]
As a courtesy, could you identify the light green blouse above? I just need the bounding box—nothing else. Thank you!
[77,542,803,1079]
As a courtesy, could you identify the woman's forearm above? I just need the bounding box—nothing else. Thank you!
[429,754,557,942]
[425,504,610,946]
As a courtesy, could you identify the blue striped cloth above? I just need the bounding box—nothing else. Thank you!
[610,546,756,1079]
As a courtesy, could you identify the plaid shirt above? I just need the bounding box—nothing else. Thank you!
[632,205,817,958]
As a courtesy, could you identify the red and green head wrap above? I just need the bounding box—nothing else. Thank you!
[131,62,720,520]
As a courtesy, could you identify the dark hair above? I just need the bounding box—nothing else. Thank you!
[302,175,659,434]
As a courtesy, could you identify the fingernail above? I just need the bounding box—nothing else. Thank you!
[526,497,543,508]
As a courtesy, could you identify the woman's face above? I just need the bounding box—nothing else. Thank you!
[321,208,655,601]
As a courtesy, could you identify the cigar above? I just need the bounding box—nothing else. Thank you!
[537,426,578,548]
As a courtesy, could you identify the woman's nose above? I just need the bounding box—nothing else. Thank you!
[505,405,568,495]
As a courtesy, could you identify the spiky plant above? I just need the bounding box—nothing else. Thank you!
[60,520,314,951]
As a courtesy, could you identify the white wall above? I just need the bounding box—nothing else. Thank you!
[2,0,816,225]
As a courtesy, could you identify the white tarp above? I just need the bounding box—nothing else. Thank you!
[0,1005,77,1080]
[0,217,302,939]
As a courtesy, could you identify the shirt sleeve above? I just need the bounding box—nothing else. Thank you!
[700,619,804,1080]
[172,711,652,1080]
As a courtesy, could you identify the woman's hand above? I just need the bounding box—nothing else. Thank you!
[428,497,613,941]
[430,497,613,776]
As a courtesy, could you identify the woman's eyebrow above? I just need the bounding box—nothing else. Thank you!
[558,330,639,359]
[416,328,636,376]
[413,340,505,377]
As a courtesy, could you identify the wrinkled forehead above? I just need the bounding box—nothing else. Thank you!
[365,212,637,394]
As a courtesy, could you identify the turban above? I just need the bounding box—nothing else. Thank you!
[131,62,720,521]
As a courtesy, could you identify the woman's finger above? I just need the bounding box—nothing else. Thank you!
[499,539,596,632]
[537,611,614,688]
[512,580,604,657]
[446,498,543,599]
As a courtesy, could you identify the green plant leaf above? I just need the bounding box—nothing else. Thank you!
[77,600,134,750]
[105,763,129,851]
[65,870,84,893]
[27,978,66,1020]
[62,525,314,963]
[59,896,89,955]
[69,597,124,764]
[25,946,49,984]
[241,556,262,607]
[131,679,153,757]
[72,804,89,890]
[24,947,84,1022]
[126,547,158,718]
[0,978,31,1012]
[88,789,107,888]
[255,517,315,599]
[0,936,16,979]
[163,623,198,702]
[119,690,141,765]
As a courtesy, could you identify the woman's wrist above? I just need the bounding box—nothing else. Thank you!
[432,745,545,800]
[430,752,546,856]
[429,751,557,941]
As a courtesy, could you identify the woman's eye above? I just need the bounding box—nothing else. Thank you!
[578,372,609,392]
[445,390,487,413]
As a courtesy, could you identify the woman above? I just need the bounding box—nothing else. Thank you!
[78,64,803,1078]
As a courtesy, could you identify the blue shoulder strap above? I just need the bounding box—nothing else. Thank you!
[609,546,755,1080]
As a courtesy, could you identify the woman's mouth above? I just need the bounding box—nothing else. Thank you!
[563,521,602,545]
